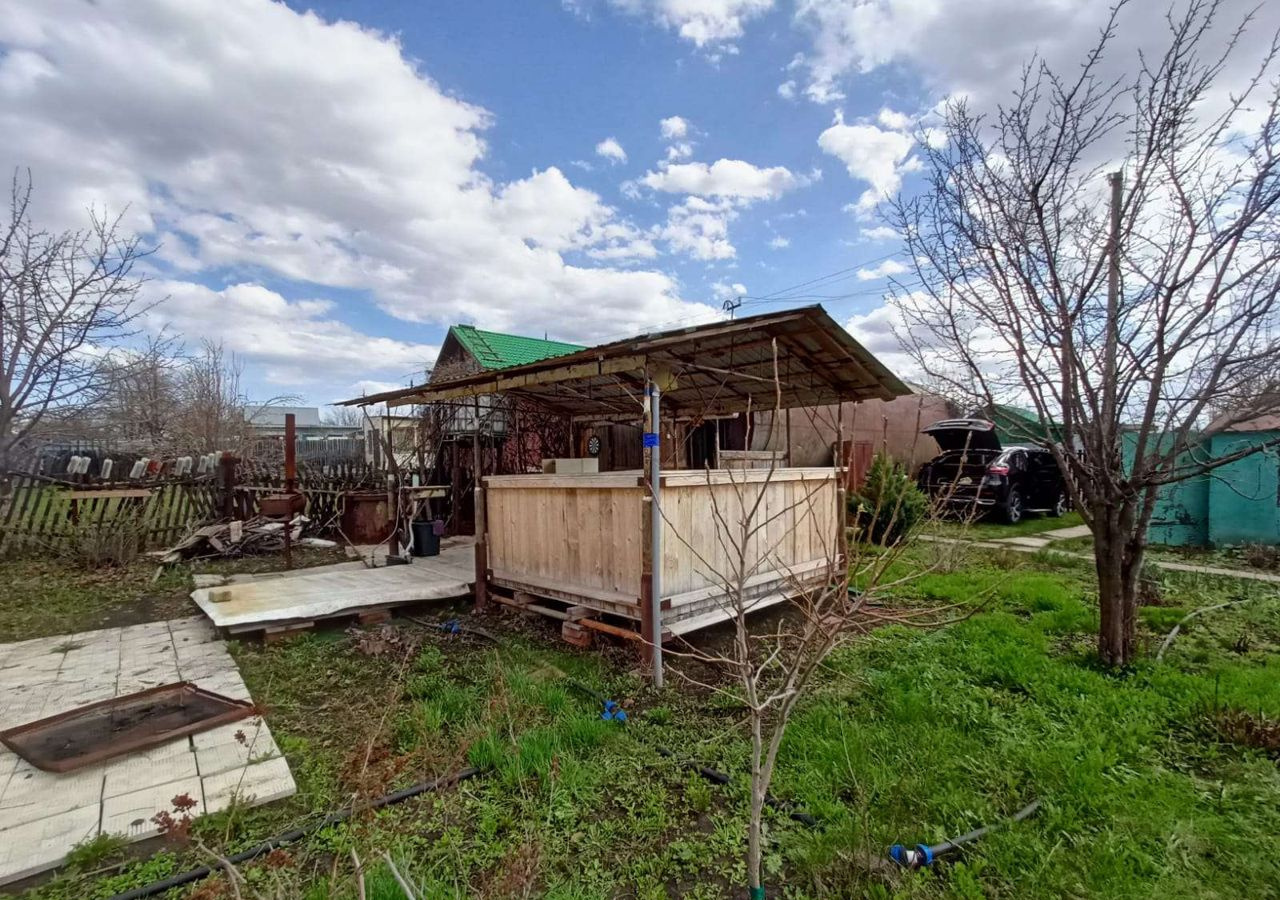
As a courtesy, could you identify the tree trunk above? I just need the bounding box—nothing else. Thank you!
[0,439,13,521]
[747,714,766,899]
[1093,505,1141,667]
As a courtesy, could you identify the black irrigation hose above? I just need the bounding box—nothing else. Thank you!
[105,768,483,900]
[653,746,818,827]
[561,679,819,826]
[889,799,1042,869]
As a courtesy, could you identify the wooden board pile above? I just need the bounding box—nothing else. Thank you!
[155,516,334,563]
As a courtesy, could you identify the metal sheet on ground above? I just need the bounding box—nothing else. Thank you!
[0,682,255,773]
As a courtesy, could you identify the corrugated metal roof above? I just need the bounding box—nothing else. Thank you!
[342,306,911,420]
[449,325,584,370]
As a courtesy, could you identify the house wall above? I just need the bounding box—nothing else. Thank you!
[752,393,957,471]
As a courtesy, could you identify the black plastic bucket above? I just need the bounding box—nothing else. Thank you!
[411,520,441,557]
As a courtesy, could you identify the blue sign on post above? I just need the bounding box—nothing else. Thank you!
[642,432,659,448]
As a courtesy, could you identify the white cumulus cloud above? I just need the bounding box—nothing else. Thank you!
[859,225,900,241]
[641,159,801,201]
[0,0,717,383]
[660,197,738,261]
[146,281,439,390]
[856,259,907,281]
[595,136,628,163]
[604,0,776,48]
[792,0,1279,119]
[660,115,690,139]
[818,120,916,214]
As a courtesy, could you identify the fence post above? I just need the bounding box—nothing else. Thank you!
[220,452,239,520]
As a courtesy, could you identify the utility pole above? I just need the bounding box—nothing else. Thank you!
[1103,171,1123,449]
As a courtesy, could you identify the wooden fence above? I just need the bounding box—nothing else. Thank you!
[234,460,387,535]
[0,472,222,556]
[0,459,399,557]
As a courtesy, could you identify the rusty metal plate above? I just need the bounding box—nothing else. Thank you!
[0,682,256,773]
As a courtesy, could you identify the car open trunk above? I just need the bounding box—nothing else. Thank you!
[922,419,1002,453]
[920,420,1003,500]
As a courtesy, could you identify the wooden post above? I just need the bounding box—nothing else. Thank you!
[785,408,793,466]
[472,397,489,611]
[647,380,664,689]
[834,405,846,575]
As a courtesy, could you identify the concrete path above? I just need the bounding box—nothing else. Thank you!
[0,617,295,885]
[922,534,1280,585]
[990,523,1093,549]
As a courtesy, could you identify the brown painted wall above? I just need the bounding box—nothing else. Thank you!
[751,392,958,471]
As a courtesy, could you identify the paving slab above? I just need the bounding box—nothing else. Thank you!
[194,721,281,777]
[101,774,208,841]
[103,741,200,800]
[203,757,295,814]
[0,805,100,886]
[0,617,295,885]
[1037,524,1093,540]
[192,541,474,630]
[993,535,1054,548]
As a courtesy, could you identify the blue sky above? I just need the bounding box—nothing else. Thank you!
[2,0,1273,409]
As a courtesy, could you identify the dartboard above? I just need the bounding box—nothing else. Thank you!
[587,435,601,457]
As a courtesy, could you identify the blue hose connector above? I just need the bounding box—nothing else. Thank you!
[888,843,933,868]
[600,700,628,722]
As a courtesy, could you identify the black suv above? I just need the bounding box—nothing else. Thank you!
[916,419,1069,524]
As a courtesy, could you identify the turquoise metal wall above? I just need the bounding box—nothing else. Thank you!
[1206,431,1280,546]
[1126,430,1280,547]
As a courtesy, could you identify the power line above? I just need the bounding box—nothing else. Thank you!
[739,250,904,304]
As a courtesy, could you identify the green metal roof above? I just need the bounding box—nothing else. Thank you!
[448,325,584,371]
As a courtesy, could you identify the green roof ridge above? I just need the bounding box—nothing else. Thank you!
[449,324,585,371]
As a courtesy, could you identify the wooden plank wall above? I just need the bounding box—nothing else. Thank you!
[483,469,837,626]
[485,476,645,607]
[659,469,837,606]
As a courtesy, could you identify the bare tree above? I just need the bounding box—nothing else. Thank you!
[321,405,365,427]
[179,341,290,455]
[661,358,961,898]
[95,334,182,448]
[889,0,1280,666]
[0,172,152,488]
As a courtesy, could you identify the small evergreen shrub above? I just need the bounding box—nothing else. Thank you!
[849,452,928,545]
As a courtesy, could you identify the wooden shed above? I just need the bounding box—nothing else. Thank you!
[344,306,910,684]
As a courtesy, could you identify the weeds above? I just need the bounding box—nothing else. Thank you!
[62,834,128,872]
[55,520,145,568]
[1206,707,1280,755]
[1241,542,1280,571]
[12,546,1280,900]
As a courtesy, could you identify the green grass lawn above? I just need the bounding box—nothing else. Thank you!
[925,510,1085,543]
[5,543,1280,899]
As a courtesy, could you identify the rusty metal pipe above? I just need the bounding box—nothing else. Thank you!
[578,618,644,642]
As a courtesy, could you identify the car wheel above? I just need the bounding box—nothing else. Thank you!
[1050,491,1069,517]
[1002,489,1023,525]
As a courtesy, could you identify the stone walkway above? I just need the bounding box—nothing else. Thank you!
[989,524,1093,549]
[923,532,1280,585]
[0,617,295,886]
